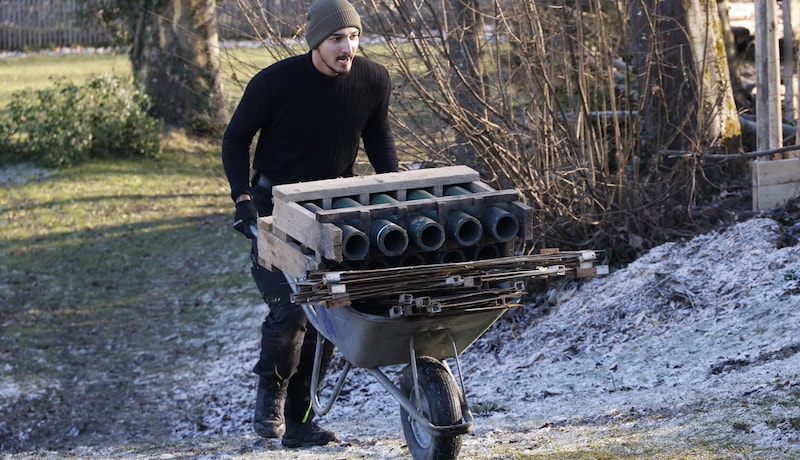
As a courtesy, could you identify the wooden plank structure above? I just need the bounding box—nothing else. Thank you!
[751,0,800,209]
[257,166,607,318]
[257,166,535,278]
[753,157,800,209]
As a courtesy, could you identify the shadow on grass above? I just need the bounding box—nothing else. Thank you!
[0,209,258,453]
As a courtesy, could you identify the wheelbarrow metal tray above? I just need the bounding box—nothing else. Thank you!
[303,302,506,369]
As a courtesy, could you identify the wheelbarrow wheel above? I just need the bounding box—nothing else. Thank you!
[399,356,463,460]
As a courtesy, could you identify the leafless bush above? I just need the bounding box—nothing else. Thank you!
[229,0,738,263]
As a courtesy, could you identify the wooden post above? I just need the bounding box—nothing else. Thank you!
[785,0,800,155]
[755,0,782,153]
[753,1,800,211]
[783,0,795,131]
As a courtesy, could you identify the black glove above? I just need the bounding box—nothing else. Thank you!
[233,200,259,239]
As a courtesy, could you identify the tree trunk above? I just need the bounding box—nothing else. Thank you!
[446,0,485,170]
[717,0,749,108]
[140,0,228,134]
[629,0,741,152]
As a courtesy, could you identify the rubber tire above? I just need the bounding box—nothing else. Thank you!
[399,356,463,460]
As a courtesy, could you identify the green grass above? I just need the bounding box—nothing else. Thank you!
[0,52,132,105]
[0,46,272,111]
[0,132,260,374]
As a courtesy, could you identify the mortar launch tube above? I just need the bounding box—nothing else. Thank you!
[397,252,427,266]
[468,243,502,260]
[302,202,370,260]
[332,197,409,257]
[370,193,446,252]
[407,189,483,247]
[434,248,467,263]
[444,185,520,243]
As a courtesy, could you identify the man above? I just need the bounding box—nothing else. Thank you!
[221,0,398,449]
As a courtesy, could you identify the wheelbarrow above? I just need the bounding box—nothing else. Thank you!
[284,272,512,460]
[281,251,603,459]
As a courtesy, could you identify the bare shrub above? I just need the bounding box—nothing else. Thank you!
[227,0,740,263]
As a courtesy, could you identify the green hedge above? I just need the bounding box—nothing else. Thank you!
[0,74,162,167]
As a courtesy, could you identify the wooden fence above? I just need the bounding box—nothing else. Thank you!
[0,0,111,50]
[0,0,257,51]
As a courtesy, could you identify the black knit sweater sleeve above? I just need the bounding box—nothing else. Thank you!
[221,67,274,201]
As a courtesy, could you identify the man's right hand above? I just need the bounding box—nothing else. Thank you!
[233,199,259,239]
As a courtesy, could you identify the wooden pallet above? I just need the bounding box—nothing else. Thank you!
[256,216,321,278]
[266,166,534,264]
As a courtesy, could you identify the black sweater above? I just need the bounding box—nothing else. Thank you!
[222,52,398,201]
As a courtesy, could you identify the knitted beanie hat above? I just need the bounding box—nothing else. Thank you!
[306,0,362,50]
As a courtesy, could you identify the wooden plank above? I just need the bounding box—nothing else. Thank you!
[753,158,800,209]
[752,160,760,211]
[755,0,783,153]
[756,181,800,209]
[308,190,520,223]
[256,217,323,278]
[271,166,480,202]
[755,157,800,185]
[507,201,534,240]
[575,267,599,278]
[272,201,343,261]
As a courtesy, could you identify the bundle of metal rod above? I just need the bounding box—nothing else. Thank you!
[290,251,602,310]
[381,283,528,318]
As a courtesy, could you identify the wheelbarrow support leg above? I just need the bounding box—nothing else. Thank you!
[309,328,351,416]
[409,334,471,414]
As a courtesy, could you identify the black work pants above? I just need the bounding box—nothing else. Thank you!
[249,179,335,423]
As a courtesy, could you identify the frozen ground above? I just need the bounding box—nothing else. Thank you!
[5,216,797,459]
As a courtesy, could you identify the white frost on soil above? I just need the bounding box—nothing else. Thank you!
[178,217,799,458]
[0,163,50,185]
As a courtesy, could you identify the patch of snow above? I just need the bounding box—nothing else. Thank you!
[175,217,800,457]
[0,163,51,185]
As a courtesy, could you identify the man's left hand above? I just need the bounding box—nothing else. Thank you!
[233,200,259,239]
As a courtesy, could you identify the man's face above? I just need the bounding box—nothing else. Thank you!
[312,26,360,77]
